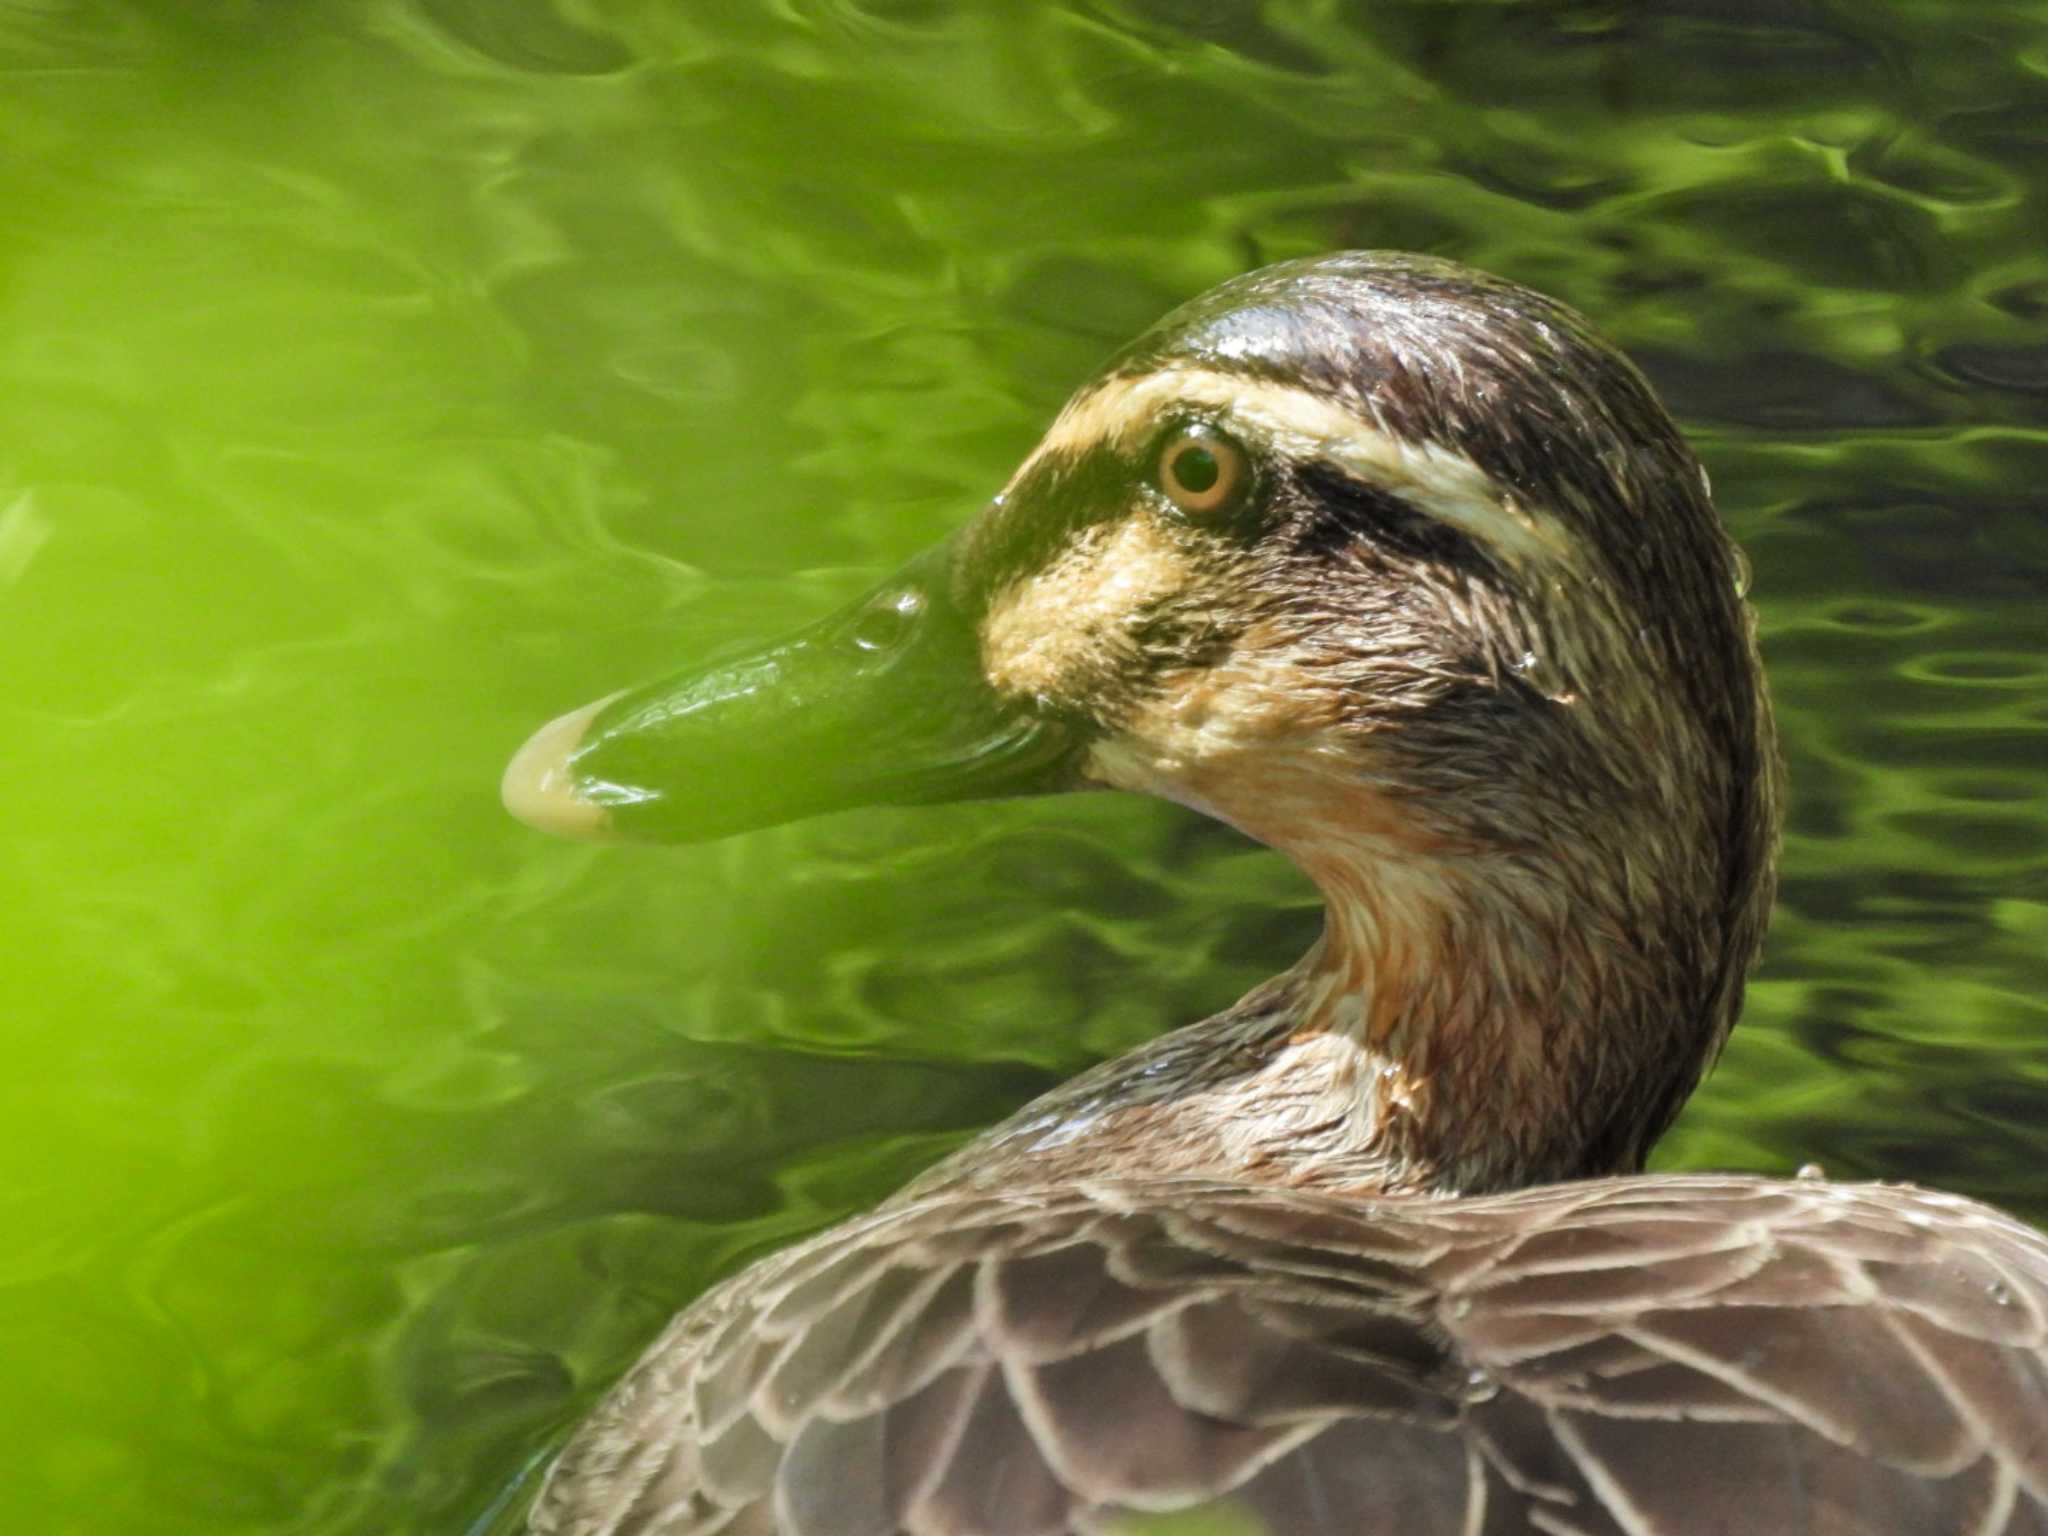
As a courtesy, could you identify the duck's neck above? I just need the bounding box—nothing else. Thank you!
[1275,850,1635,1193]
[910,830,1702,1203]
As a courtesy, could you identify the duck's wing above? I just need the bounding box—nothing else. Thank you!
[527,1173,2048,1536]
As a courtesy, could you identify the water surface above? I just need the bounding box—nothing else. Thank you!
[3,3,2046,1531]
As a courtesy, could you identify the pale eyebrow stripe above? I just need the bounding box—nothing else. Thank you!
[1023,366,1575,569]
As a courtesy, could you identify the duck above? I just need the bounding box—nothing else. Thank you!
[501,252,2048,1536]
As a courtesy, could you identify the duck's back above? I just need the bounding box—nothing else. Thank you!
[528,1173,2048,1536]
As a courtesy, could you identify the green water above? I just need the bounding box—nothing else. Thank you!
[4,2,2047,1530]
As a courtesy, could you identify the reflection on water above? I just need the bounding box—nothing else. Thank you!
[1,2,2045,1531]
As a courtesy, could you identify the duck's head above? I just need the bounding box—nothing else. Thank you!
[506,252,1781,1185]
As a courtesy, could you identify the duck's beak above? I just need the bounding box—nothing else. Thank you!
[502,541,1082,843]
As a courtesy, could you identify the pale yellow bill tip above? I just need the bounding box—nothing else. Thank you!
[501,695,618,840]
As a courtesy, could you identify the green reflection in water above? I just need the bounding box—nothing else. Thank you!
[1,2,2045,1531]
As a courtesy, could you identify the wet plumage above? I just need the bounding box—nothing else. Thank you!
[505,253,2048,1535]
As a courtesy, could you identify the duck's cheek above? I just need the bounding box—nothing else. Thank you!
[1080,643,1359,843]
[978,514,1195,706]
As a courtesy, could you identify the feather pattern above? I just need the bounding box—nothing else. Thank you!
[529,1175,2048,1536]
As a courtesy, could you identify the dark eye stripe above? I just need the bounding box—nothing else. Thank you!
[959,441,1133,609]
[1290,463,1494,573]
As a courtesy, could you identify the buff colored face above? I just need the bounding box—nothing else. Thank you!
[954,364,1578,851]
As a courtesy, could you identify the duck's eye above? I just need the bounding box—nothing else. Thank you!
[1156,427,1250,519]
